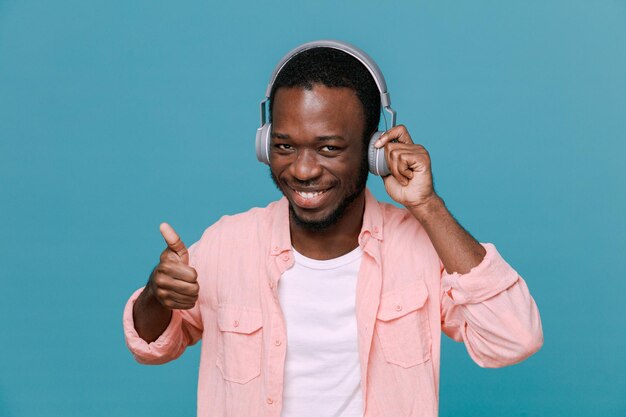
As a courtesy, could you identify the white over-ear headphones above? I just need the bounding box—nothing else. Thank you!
[255,39,397,176]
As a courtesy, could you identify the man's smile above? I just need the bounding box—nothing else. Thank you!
[289,186,333,209]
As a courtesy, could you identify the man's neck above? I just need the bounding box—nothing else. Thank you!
[289,194,365,260]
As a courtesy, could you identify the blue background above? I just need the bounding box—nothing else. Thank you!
[1,1,625,416]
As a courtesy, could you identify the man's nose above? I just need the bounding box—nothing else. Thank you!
[290,149,323,181]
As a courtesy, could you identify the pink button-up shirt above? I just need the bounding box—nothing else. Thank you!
[123,189,543,417]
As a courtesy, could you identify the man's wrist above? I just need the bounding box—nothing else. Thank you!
[407,194,446,223]
[137,278,163,309]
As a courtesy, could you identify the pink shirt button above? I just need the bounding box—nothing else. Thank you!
[395,304,402,312]
[233,320,239,327]
[266,397,274,405]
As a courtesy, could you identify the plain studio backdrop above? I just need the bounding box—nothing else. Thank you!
[1,1,624,416]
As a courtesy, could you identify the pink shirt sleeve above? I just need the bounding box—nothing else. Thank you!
[123,287,203,365]
[440,243,543,368]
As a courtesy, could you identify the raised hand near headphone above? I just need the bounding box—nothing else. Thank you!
[148,223,199,310]
[374,125,486,273]
[374,125,439,210]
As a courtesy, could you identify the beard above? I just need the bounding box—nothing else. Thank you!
[270,150,369,232]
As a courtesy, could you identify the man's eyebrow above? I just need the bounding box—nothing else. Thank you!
[316,135,346,142]
[271,132,290,139]
[271,132,346,142]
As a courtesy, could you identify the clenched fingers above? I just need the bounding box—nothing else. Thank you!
[151,269,199,310]
[157,260,198,283]
[155,287,197,310]
[384,143,429,185]
[153,272,199,297]
[150,261,199,310]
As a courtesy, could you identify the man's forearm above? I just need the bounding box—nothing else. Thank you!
[409,196,486,274]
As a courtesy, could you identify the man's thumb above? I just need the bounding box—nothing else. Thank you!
[159,222,189,264]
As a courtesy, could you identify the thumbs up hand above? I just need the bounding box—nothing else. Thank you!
[148,223,199,310]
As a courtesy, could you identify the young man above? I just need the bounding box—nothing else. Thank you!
[124,43,543,417]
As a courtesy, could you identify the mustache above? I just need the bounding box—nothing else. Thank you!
[288,179,326,188]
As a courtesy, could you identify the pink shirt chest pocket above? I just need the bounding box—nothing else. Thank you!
[216,305,264,384]
[376,280,432,368]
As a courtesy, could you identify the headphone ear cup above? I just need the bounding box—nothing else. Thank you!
[367,131,390,176]
[255,123,272,165]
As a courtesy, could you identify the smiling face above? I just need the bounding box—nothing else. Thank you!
[269,84,369,232]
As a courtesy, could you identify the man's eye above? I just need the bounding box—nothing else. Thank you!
[321,145,339,152]
[275,144,293,151]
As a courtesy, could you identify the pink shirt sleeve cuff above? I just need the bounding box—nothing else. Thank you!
[441,243,520,305]
[122,287,184,363]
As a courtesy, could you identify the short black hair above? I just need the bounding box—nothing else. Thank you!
[268,47,381,143]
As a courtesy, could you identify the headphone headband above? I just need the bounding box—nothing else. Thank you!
[259,39,396,127]
[263,39,391,108]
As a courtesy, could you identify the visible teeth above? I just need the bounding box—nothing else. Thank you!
[296,190,324,199]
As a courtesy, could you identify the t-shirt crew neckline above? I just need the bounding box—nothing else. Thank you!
[291,245,363,270]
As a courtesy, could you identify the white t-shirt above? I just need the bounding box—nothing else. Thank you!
[278,246,364,417]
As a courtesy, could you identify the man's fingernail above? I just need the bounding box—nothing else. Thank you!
[374,140,382,148]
